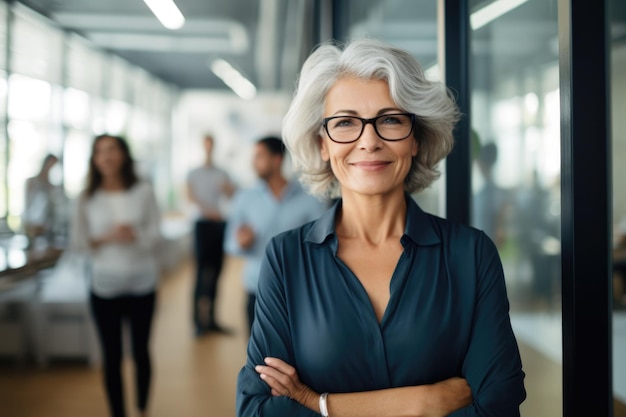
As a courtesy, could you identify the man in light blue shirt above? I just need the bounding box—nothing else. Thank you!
[224,136,327,334]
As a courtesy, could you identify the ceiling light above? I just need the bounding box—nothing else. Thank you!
[143,0,185,30]
[210,59,257,100]
[470,0,528,30]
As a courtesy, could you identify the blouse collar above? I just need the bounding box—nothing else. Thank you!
[304,194,441,247]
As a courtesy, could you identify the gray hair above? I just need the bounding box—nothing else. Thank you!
[282,38,460,200]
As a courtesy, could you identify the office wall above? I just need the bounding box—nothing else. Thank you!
[170,90,293,214]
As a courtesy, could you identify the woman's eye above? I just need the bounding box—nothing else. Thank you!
[332,118,357,128]
[380,116,403,125]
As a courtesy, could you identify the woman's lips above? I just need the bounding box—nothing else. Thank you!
[350,160,391,171]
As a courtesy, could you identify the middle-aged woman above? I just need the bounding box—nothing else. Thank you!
[70,134,161,417]
[236,39,526,417]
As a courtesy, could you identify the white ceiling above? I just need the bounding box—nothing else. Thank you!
[16,0,311,91]
[13,0,626,93]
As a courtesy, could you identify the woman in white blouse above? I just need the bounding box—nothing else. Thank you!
[70,134,162,417]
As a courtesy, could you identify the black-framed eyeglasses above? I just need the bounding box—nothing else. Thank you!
[322,113,416,144]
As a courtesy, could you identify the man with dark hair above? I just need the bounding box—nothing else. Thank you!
[225,136,327,335]
[187,134,235,336]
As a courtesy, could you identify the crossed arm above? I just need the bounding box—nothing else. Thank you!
[236,234,525,417]
[255,357,472,417]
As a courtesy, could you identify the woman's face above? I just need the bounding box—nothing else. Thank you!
[93,136,125,178]
[320,78,418,198]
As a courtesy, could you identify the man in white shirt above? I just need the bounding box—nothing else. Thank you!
[187,134,235,336]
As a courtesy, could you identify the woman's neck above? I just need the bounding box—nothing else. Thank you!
[337,187,407,245]
[100,175,125,191]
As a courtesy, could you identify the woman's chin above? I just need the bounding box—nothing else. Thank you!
[342,181,404,198]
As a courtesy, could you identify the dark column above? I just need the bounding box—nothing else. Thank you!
[559,0,612,415]
[444,0,471,225]
[331,0,350,41]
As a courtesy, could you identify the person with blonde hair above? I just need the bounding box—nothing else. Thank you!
[237,39,525,417]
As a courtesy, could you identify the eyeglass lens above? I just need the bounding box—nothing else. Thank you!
[325,114,413,142]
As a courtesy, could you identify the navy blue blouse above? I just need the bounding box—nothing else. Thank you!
[236,197,526,416]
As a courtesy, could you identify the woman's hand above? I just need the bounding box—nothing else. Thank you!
[255,357,473,417]
[255,357,319,411]
[90,224,136,249]
[112,224,136,243]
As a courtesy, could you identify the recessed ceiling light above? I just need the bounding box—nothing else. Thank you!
[470,0,528,30]
[143,0,185,30]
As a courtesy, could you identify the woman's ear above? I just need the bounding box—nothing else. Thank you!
[319,136,330,162]
[412,137,419,157]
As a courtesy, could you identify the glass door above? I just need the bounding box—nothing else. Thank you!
[468,1,561,415]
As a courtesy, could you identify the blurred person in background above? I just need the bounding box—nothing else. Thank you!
[237,39,525,417]
[187,134,235,336]
[23,154,60,247]
[70,134,162,417]
[225,136,326,335]
[472,141,511,248]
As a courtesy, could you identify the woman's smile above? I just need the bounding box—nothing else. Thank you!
[349,160,392,172]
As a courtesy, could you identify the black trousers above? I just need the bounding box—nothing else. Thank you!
[90,291,156,417]
[193,219,226,330]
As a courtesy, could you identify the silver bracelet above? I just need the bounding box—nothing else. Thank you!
[319,392,329,417]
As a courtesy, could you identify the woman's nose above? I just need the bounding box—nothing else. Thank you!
[357,123,383,152]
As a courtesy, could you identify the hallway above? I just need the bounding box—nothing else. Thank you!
[0,255,622,417]
[0,256,249,417]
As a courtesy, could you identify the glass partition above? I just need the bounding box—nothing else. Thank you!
[1,5,9,221]
[6,74,63,231]
[10,6,63,85]
[0,69,7,220]
[469,0,561,415]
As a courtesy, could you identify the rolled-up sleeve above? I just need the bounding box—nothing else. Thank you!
[449,233,526,417]
[236,239,319,417]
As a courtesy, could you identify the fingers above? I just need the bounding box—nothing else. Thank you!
[258,371,289,396]
[255,357,301,398]
[264,357,301,380]
[256,364,295,387]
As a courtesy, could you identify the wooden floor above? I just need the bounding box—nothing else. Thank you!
[0,255,623,417]
[0,256,249,417]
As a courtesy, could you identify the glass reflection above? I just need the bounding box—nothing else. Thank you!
[469,0,561,415]
[0,70,7,219]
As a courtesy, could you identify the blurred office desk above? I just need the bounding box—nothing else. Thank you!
[0,237,63,292]
[0,235,64,362]
[0,217,192,366]
[30,251,100,366]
